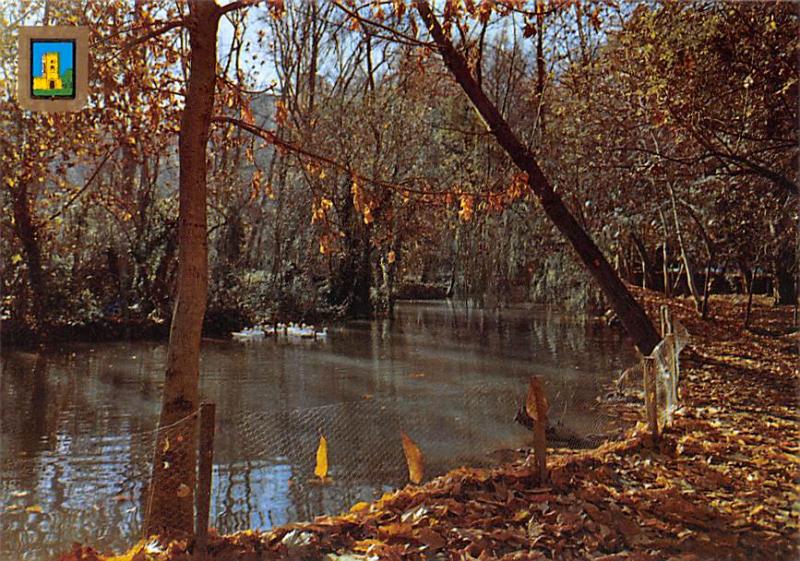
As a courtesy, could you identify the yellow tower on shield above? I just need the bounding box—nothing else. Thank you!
[33,52,62,90]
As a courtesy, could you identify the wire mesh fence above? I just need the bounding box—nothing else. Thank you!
[614,305,691,437]
[1,370,623,561]
[141,410,200,540]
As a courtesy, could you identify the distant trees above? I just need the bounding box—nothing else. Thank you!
[2,1,796,338]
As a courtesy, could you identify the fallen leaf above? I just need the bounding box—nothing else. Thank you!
[377,522,413,538]
[415,527,446,550]
[401,431,425,484]
[315,435,328,479]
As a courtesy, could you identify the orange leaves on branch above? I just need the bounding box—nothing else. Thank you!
[267,0,286,20]
[319,232,336,255]
[250,169,263,198]
[274,100,288,127]
[351,177,374,225]
[400,431,425,484]
[311,197,333,223]
[477,0,496,23]
[362,205,374,225]
[242,103,255,126]
[458,194,474,221]
[509,171,528,199]
[392,0,406,19]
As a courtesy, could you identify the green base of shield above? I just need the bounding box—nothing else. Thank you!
[32,87,74,97]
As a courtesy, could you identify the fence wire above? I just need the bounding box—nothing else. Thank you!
[1,378,619,561]
[651,319,690,427]
[613,315,691,430]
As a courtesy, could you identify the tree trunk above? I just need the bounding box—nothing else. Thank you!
[145,1,220,537]
[535,0,546,132]
[11,181,46,329]
[739,261,755,329]
[416,1,660,355]
[658,209,670,297]
[701,254,713,320]
[667,182,701,310]
[775,244,797,306]
[629,230,656,290]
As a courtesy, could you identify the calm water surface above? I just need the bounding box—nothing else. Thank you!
[0,301,636,560]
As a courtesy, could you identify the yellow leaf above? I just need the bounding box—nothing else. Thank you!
[353,539,384,553]
[378,522,413,538]
[458,194,474,221]
[400,431,424,484]
[314,435,328,479]
[350,501,370,513]
[25,505,43,514]
[525,376,549,422]
[11,254,23,265]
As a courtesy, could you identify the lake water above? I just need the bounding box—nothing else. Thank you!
[0,301,637,560]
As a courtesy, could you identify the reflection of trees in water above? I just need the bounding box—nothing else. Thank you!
[0,304,636,558]
[1,349,166,561]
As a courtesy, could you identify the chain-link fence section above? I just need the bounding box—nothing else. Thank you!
[1,373,622,560]
[209,384,526,534]
[613,305,691,438]
[651,317,690,428]
[142,410,200,540]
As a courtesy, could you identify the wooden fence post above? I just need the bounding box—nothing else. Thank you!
[195,402,215,561]
[642,357,659,444]
[526,377,549,482]
[672,331,681,403]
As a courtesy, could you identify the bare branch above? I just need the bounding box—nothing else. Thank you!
[218,0,265,16]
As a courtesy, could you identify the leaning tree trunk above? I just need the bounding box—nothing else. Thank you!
[416,1,660,355]
[145,1,220,537]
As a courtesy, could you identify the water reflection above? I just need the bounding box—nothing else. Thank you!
[0,302,636,561]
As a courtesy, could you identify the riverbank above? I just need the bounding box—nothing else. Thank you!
[58,290,798,561]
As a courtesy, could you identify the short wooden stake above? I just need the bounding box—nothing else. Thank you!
[533,419,547,481]
[526,376,549,482]
[664,333,678,412]
[195,402,215,561]
[642,357,659,444]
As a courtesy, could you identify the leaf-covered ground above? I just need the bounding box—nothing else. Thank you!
[58,291,799,561]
